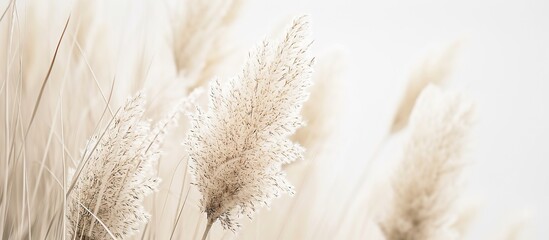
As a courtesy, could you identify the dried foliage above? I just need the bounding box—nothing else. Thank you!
[172,0,244,92]
[67,93,175,239]
[380,85,474,240]
[0,0,531,239]
[186,15,313,234]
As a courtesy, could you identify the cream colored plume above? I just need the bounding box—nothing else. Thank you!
[380,85,474,240]
[185,15,314,237]
[66,92,183,239]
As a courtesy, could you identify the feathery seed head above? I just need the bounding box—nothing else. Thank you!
[186,15,314,232]
[67,93,165,239]
[380,85,474,240]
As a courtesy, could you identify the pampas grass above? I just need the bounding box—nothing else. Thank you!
[67,93,160,239]
[0,0,536,239]
[185,15,313,238]
[379,85,474,240]
[172,0,244,92]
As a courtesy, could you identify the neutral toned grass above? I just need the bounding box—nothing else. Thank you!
[186,15,313,238]
[379,85,474,240]
[0,1,529,240]
[171,0,244,93]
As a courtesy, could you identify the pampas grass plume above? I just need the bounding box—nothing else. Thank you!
[380,85,474,240]
[67,93,169,239]
[186,15,314,239]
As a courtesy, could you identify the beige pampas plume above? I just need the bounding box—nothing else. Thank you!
[390,43,459,134]
[350,44,461,217]
[172,0,244,92]
[186,15,314,239]
[380,85,474,240]
[66,92,181,239]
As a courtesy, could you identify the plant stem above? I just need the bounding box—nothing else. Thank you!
[201,219,214,240]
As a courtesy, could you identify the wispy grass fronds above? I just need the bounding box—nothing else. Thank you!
[390,44,459,134]
[347,45,461,225]
[186,15,314,238]
[380,85,474,240]
[67,93,163,239]
[172,0,244,92]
